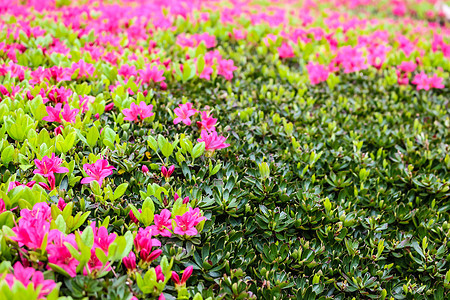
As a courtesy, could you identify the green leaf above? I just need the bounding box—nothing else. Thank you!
[86,126,100,148]
[113,183,128,200]
[1,145,14,165]
[81,225,94,248]
[192,142,205,159]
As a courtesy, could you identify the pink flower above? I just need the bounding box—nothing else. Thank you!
[174,103,197,125]
[306,62,329,85]
[197,130,230,152]
[174,209,205,236]
[174,193,190,204]
[140,248,162,263]
[396,70,409,85]
[47,231,78,277]
[38,174,56,191]
[123,101,154,122]
[81,159,115,186]
[171,266,193,286]
[134,227,161,253]
[61,104,79,123]
[84,249,111,276]
[54,125,64,135]
[43,104,63,123]
[118,64,137,78]
[398,61,417,73]
[129,209,141,224]
[412,72,431,91]
[134,228,162,263]
[122,251,137,271]
[46,86,72,104]
[138,65,166,84]
[3,262,57,298]
[57,198,66,210]
[197,111,217,132]
[392,1,407,16]
[71,60,95,79]
[218,59,237,80]
[155,265,165,282]
[34,153,68,178]
[277,42,295,59]
[188,207,205,226]
[0,199,5,214]
[429,74,444,89]
[142,165,149,174]
[161,165,175,180]
[8,181,36,192]
[149,209,172,237]
[10,203,52,249]
[231,29,246,40]
[92,223,117,252]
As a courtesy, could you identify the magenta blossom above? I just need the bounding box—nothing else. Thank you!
[81,159,115,186]
[161,165,175,180]
[173,102,197,125]
[412,72,431,91]
[306,62,329,85]
[138,65,166,84]
[149,209,172,237]
[122,101,154,122]
[123,251,137,271]
[429,74,444,89]
[171,266,193,286]
[197,111,217,132]
[142,165,149,174]
[277,42,295,59]
[174,209,205,236]
[197,130,230,152]
[398,61,417,73]
[4,262,57,299]
[34,153,68,178]
[47,231,78,277]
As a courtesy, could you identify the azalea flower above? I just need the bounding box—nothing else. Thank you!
[306,62,329,85]
[81,159,115,186]
[412,72,431,91]
[122,101,154,122]
[218,59,238,80]
[138,65,166,84]
[3,262,57,299]
[122,251,137,271]
[398,61,417,73]
[174,209,205,236]
[197,130,230,152]
[149,209,172,237]
[171,266,193,286]
[43,104,63,123]
[277,42,295,59]
[173,102,197,125]
[429,74,444,89]
[134,227,162,263]
[8,181,36,192]
[47,231,78,277]
[197,111,217,132]
[61,104,79,123]
[34,153,69,178]
[161,165,175,180]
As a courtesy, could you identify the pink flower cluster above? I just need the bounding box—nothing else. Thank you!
[173,102,230,152]
[9,201,116,278]
[411,72,445,91]
[122,101,154,122]
[2,262,57,299]
[81,159,115,186]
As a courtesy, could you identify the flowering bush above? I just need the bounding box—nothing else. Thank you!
[0,0,448,299]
